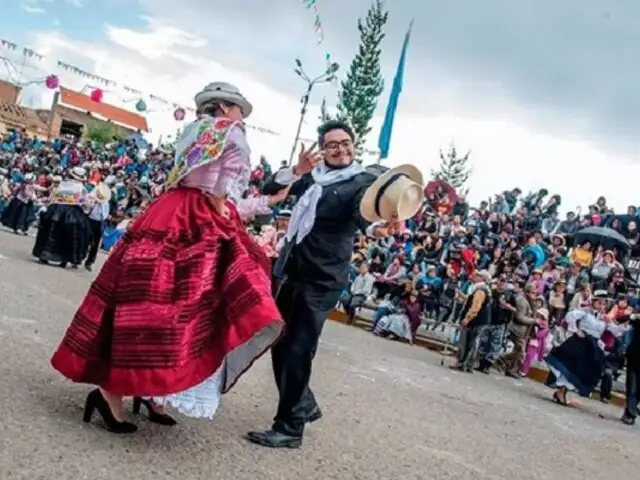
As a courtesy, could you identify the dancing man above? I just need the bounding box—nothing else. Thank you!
[247,120,419,448]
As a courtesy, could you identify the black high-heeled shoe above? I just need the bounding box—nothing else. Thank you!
[83,389,138,434]
[132,397,177,426]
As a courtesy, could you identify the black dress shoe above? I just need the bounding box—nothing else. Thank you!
[245,429,302,449]
[474,360,491,374]
[305,406,323,424]
[621,413,635,426]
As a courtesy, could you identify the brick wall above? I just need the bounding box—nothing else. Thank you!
[0,80,21,105]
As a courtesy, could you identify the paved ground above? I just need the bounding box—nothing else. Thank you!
[0,229,638,480]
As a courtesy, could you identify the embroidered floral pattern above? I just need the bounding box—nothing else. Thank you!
[49,181,86,205]
[166,117,241,188]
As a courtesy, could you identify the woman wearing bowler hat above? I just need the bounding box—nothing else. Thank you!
[51,82,290,434]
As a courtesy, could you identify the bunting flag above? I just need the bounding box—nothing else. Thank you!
[56,60,116,87]
[303,0,324,44]
[0,38,281,136]
[0,39,17,50]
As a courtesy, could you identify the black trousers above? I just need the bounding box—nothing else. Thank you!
[458,325,484,369]
[85,218,104,266]
[342,293,366,324]
[625,361,640,418]
[271,279,341,437]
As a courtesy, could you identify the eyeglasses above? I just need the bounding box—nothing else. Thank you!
[324,139,353,150]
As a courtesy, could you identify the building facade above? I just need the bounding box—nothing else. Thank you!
[0,80,149,141]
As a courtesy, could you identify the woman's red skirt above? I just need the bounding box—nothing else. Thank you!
[51,188,283,396]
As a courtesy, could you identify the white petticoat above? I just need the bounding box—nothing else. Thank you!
[142,323,284,420]
[146,364,225,419]
[547,365,577,392]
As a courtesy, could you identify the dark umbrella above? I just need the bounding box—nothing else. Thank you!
[126,133,149,150]
[573,226,630,253]
[424,180,459,202]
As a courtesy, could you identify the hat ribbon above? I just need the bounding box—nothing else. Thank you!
[374,173,409,218]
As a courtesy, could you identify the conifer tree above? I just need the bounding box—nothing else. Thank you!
[430,144,472,195]
[321,0,388,153]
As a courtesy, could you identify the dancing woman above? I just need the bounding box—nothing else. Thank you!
[1,172,38,235]
[51,82,288,434]
[545,293,626,405]
[32,166,93,268]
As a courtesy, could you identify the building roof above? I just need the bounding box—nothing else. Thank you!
[54,105,137,136]
[58,87,148,132]
[0,102,49,134]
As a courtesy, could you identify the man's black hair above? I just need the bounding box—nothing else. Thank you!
[317,120,354,148]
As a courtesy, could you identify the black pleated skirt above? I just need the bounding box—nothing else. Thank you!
[32,204,93,265]
[1,198,36,233]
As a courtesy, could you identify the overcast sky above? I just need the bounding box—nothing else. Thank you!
[138,0,638,152]
[3,0,640,210]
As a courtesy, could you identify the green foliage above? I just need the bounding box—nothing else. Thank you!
[84,121,123,146]
[324,0,388,154]
[430,144,472,195]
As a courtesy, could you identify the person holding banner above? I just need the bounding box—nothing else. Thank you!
[247,120,424,449]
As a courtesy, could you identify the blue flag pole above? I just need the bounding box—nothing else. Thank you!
[377,20,413,163]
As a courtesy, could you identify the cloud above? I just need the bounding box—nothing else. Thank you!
[9,15,640,214]
[65,0,83,7]
[136,0,640,157]
[22,4,46,14]
[21,0,54,14]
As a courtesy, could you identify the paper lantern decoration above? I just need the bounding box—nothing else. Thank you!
[90,88,104,103]
[135,99,147,112]
[173,107,186,121]
[45,74,59,90]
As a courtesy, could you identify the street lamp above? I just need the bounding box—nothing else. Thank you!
[287,58,339,166]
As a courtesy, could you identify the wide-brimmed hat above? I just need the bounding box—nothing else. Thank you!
[536,308,549,321]
[276,209,292,219]
[360,164,424,222]
[194,82,253,118]
[70,166,87,181]
[93,183,112,203]
[473,269,492,282]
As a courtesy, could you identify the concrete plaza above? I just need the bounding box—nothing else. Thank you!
[0,230,637,480]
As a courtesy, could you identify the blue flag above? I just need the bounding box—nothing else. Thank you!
[378,20,413,160]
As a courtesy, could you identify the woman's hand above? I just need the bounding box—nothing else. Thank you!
[207,195,230,218]
[269,185,292,206]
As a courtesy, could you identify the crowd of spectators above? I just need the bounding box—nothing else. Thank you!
[0,128,277,249]
[2,127,639,408]
[339,180,640,406]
